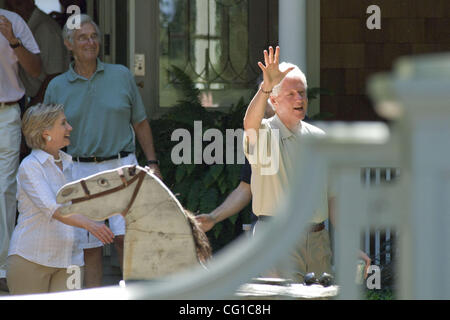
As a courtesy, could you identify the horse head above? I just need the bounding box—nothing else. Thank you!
[56,165,145,221]
[56,165,211,280]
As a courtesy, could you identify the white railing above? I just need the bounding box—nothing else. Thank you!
[362,167,400,266]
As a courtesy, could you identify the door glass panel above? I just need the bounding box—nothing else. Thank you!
[159,0,278,108]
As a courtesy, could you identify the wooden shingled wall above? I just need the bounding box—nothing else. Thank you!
[320,0,450,121]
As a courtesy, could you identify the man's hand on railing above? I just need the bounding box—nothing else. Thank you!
[358,250,372,279]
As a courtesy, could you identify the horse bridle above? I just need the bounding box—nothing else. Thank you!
[70,167,147,216]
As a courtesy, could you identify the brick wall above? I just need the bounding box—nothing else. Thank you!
[320,0,450,121]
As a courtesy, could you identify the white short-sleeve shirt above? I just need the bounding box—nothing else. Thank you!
[8,149,84,268]
[19,8,69,97]
[0,9,40,102]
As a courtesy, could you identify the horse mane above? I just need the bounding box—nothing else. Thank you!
[184,210,212,263]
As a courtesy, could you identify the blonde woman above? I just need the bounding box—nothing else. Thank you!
[6,103,114,295]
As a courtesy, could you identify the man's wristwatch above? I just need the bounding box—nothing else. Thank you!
[9,38,22,49]
[146,160,160,166]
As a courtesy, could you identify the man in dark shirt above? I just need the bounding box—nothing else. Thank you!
[195,158,255,232]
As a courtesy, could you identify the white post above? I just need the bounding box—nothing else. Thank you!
[369,53,450,299]
[279,0,307,73]
[128,0,136,71]
[334,167,366,299]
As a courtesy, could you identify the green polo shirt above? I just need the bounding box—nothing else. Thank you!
[44,59,147,157]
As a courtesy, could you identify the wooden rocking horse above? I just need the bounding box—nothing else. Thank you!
[56,165,211,281]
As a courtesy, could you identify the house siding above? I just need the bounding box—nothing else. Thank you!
[320,0,450,121]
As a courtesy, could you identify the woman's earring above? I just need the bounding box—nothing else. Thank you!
[47,136,52,142]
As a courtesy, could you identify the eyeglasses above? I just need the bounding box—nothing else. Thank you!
[76,33,99,43]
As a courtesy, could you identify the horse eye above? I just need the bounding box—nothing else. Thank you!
[61,188,73,197]
[97,178,109,187]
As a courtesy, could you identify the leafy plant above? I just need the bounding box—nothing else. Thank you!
[365,288,395,300]
[307,87,333,100]
[307,87,335,121]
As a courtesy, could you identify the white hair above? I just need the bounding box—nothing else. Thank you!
[272,62,308,96]
[62,14,102,45]
[267,62,308,110]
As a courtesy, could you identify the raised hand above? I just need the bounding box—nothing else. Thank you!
[0,16,15,43]
[257,46,294,92]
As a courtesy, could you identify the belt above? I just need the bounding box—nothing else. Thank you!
[258,215,325,233]
[0,100,19,108]
[73,151,132,163]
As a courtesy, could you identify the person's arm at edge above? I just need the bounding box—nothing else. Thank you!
[132,119,162,180]
[13,43,41,78]
[196,182,252,232]
[0,15,41,77]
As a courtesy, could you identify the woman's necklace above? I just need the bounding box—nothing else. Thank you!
[54,152,62,163]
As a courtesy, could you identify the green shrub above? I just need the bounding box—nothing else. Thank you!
[365,288,395,300]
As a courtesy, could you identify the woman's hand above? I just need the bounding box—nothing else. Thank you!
[257,46,294,93]
[85,220,115,245]
[53,209,115,244]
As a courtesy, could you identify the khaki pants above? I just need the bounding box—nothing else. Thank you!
[6,255,84,295]
[254,220,333,282]
[0,105,21,279]
[289,229,333,282]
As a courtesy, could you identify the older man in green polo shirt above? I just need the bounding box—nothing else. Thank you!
[44,14,161,288]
